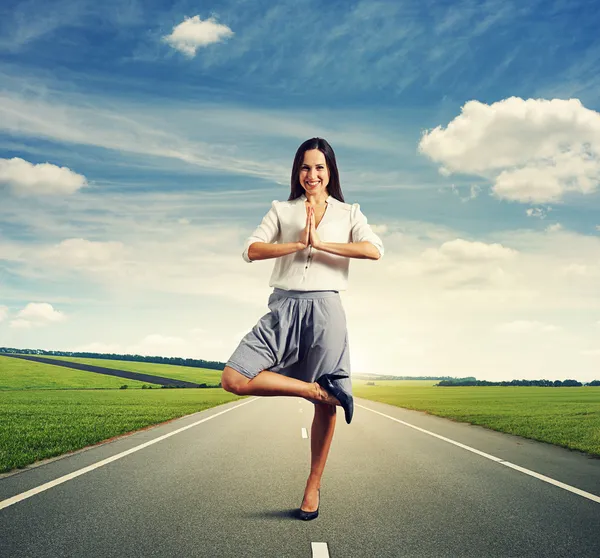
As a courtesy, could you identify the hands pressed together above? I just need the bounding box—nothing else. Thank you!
[298,205,323,250]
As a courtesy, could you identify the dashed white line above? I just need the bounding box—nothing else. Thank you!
[0,398,258,511]
[301,427,308,439]
[360,404,600,505]
[311,542,330,557]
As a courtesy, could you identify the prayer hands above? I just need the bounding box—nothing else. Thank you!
[308,206,322,249]
[299,205,322,250]
[299,206,310,248]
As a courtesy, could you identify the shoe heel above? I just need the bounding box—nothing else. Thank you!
[298,488,320,521]
[316,376,354,424]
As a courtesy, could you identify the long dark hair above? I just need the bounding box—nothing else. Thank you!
[288,138,345,202]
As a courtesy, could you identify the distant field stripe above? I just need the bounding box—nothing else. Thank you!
[0,398,257,511]
[360,404,600,505]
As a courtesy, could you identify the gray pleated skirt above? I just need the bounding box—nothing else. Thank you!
[226,288,352,405]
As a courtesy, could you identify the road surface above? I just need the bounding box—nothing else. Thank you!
[1,396,599,557]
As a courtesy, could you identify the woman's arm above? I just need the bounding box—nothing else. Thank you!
[247,241,306,261]
[246,203,311,261]
[314,241,380,260]
[308,204,382,260]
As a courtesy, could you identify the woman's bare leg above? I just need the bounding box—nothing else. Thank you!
[301,403,337,512]
[221,366,339,404]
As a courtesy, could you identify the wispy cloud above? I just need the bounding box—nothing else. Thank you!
[0,81,433,192]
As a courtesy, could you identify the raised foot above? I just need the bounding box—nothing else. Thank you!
[305,382,341,406]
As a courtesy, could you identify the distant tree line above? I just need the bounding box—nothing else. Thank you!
[354,374,474,381]
[2,347,597,386]
[437,379,599,387]
[0,347,226,371]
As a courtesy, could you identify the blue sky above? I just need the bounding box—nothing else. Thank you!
[1,0,600,381]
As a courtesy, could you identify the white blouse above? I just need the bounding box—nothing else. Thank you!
[243,193,384,291]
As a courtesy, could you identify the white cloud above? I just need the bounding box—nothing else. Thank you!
[526,207,551,219]
[448,183,481,202]
[438,238,516,261]
[41,238,126,270]
[10,302,66,329]
[10,319,33,329]
[389,238,518,290]
[0,157,87,196]
[0,305,8,322]
[496,320,561,333]
[560,263,600,277]
[419,97,600,203]
[545,223,563,232]
[127,334,187,356]
[4,190,600,381]
[69,331,229,361]
[370,224,388,235]
[162,16,234,57]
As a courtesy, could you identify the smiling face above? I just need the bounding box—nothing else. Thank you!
[299,149,330,198]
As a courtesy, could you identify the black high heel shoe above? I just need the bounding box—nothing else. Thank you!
[298,488,320,521]
[316,374,354,424]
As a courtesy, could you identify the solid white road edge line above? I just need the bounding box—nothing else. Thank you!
[0,398,258,511]
[359,404,600,505]
[311,542,330,557]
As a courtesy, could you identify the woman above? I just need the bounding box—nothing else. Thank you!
[221,137,384,521]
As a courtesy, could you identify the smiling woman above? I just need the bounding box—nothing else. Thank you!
[219,137,384,521]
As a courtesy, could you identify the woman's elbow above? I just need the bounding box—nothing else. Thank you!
[247,243,257,262]
[367,243,382,260]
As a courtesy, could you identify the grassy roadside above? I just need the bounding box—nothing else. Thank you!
[0,389,244,473]
[353,381,600,456]
[2,356,599,474]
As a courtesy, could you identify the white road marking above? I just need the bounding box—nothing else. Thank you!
[301,428,308,439]
[360,404,600,504]
[0,398,258,511]
[311,542,330,557]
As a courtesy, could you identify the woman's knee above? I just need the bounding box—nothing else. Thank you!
[221,365,250,395]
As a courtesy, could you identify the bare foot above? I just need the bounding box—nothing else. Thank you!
[305,382,340,406]
[300,484,320,513]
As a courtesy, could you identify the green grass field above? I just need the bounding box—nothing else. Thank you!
[0,388,241,473]
[16,355,222,386]
[352,380,600,457]
[1,355,599,474]
[0,356,155,390]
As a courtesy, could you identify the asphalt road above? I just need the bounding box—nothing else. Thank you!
[1,354,204,387]
[1,396,599,557]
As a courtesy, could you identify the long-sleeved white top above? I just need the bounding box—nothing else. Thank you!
[242,193,384,291]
